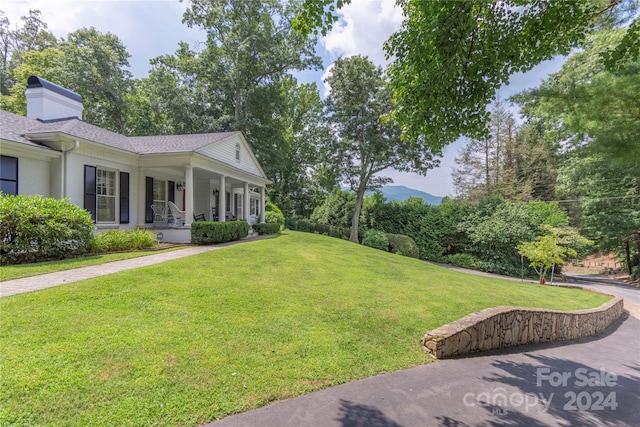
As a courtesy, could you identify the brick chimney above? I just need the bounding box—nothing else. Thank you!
[25,76,83,121]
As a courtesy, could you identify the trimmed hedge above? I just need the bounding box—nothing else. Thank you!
[252,223,281,235]
[386,234,419,258]
[191,221,250,245]
[0,194,95,264]
[286,217,356,241]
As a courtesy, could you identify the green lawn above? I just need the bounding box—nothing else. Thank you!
[0,231,610,426]
[0,246,185,281]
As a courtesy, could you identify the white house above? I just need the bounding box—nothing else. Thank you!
[0,76,271,243]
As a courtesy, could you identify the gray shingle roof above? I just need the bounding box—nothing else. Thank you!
[1,109,239,155]
[25,118,136,152]
[0,110,50,148]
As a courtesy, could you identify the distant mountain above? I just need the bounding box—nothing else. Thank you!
[372,185,443,206]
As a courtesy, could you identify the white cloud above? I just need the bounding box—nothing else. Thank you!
[321,0,402,67]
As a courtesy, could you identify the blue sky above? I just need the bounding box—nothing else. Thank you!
[3,0,564,197]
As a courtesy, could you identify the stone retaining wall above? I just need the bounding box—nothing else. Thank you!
[422,292,624,359]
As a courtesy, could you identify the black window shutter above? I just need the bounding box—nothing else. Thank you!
[84,165,97,222]
[145,176,154,223]
[168,180,175,203]
[119,172,130,224]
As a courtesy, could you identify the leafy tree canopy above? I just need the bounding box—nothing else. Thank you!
[296,0,638,151]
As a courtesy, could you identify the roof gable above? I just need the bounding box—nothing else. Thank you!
[196,132,268,179]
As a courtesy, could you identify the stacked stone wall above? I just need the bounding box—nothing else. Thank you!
[422,291,624,359]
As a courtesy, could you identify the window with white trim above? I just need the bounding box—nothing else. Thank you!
[235,143,241,162]
[97,169,116,222]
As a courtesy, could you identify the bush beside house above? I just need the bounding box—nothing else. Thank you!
[0,194,95,264]
[252,223,281,235]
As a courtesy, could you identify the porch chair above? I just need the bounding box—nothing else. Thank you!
[150,204,166,222]
[168,201,186,226]
[193,212,206,221]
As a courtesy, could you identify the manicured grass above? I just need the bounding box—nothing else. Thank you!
[0,232,610,426]
[0,246,185,281]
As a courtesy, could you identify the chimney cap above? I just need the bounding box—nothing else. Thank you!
[27,76,82,102]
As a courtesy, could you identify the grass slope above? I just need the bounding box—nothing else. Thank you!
[0,232,609,426]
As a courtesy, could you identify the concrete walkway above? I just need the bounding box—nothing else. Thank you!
[0,236,269,298]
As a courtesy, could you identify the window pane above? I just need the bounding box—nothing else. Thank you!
[1,180,17,196]
[153,180,166,213]
[1,156,18,180]
[153,180,166,201]
[97,196,115,222]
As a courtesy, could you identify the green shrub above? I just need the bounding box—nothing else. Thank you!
[0,195,95,264]
[265,202,285,226]
[361,230,389,252]
[191,221,250,245]
[92,229,157,252]
[386,234,419,258]
[253,223,281,235]
[446,253,482,270]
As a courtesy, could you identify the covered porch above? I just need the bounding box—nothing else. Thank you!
[138,153,270,243]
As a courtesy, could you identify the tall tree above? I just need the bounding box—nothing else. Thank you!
[258,77,329,216]
[181,0,321,132]
[452,100,518,200]
[59,27,133,133]
[0,9,56,96]
[324,55,439,242]
[516,27,640,270]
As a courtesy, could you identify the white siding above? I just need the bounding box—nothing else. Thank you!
[197,135,263,177]
[19,156,52,196]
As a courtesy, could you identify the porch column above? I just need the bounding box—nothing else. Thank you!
[244,182,250,221]
[260,187,266,223]
[185,165,194,226]
[219,175,226,222]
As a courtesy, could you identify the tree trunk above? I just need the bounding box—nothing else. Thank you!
[350,182,367,243]
[636,234,640,269]
[625,240,632,275]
